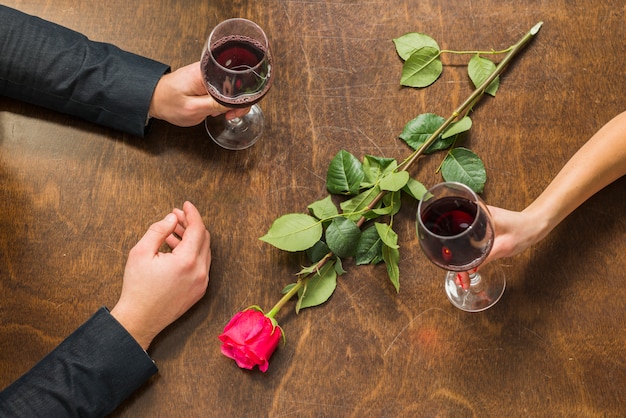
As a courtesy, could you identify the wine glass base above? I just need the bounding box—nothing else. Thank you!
[205,104,264,150]
[444,263,506,312]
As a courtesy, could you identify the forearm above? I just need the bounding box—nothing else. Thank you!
[524,111,626,242]
[0,5,169,136]
[0,308,157,417]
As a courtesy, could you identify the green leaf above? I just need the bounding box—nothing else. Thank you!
[370,205,394,216]
[260,213,323,252]
[400,46,443,88]
[468,55,499,96]
[402,177,427,201]
[442,116,472,139]
[379,171,410,192]
[306,240,330,263]
[340,185,382,221]
[368,191,401,218]
[382,244,400,292]
[399,113,453,153]
[362,155,398,186]
[334,257,347,275]
[382,191,402,217]
[356,226,383,265]
[325,217,361,258]
[308,195,338,221]
[441,147,487,193]
[298,262,337,311]
[393,32,440,61]
[326,150,365,195]
[375,222,399,249]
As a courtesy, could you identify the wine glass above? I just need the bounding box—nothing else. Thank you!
[416,182,505,312]
[201,18,273,150]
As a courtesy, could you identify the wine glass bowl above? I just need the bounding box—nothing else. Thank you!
[417,182,505,312]
[201,18,273,150]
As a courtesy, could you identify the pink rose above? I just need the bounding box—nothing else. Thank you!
[218,309,282,372]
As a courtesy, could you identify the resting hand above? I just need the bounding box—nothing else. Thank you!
[148,61,249,127]
[111,201,211,350]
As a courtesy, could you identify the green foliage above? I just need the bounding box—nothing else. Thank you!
[382,245,400,293]
[399,113,447,153]
[392,33,439,60]
[326,150,364,195]
[393,32,504,91]
[260,24,541,313]
[441,148,487,193]
[468,55,499,96]
[307,196,338,222]
[296,262,337,312]
[375,222,399,249]
[259,213,322,251]
[397,112,486,192]
[400,46,442,88]
[326,218,361,258]
[442,117,473,139]
[403,177,428,200]
[379,171,410,192]
[355,226,384,265]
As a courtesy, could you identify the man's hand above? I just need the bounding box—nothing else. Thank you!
[111,201,211,350]
[148,62,249,127]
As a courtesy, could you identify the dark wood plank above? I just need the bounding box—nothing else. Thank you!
[1,1,625,416]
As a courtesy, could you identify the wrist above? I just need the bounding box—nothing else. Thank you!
[520,204,556,247]
[148,76,166,121]
[110,303,155,351]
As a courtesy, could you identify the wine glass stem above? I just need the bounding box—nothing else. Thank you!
[225,116,250,134]
[465,271,486,294]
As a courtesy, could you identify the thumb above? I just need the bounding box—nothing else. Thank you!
[136,213,178,255]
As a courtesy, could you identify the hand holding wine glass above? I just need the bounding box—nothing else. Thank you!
[201,18,273,150]
[148,61,250,127]
[417,182,506,312]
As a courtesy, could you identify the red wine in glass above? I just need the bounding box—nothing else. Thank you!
[202,35,272,108]
[417,182,505,312]
[419,196,492,270]
[201,18,273,150]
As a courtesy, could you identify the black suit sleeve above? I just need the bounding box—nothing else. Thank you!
[0,5,170,137]
[0,307,158,417]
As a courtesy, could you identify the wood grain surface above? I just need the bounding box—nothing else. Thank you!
[1,1,625,416]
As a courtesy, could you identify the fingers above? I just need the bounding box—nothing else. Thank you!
[172,202,211,258]
[193,96,249,120]
[136,213,179,255]
[225,107,251,120]
[455,272,470,290]
[161,208,183,249]
[138,202,209,262]
[173,202,211,285]
[173,207,186,225]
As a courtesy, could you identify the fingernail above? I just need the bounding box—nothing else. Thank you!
[457,273,467,290]
[165,213,177,223]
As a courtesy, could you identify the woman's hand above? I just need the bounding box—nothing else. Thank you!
[455,206,545,289]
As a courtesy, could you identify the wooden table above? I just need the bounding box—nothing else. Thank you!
[2,1,625,416]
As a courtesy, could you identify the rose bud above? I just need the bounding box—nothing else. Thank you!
[218,308,282,372]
